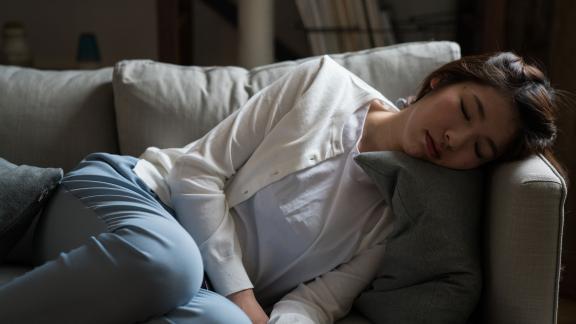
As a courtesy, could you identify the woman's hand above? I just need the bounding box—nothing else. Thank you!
[228,289,269,324]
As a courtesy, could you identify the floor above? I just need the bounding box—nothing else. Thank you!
[560,297,576,324]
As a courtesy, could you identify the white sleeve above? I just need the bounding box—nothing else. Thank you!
[268,242,387,324]
[166,56,330,297]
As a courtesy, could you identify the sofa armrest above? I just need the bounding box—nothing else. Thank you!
[481,154,566,324]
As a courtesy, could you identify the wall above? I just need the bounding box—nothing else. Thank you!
[192,0,309,67]
[0,0,309,69]
[0,0,157,69]
[192,0,238,66]
[274,0,310,59]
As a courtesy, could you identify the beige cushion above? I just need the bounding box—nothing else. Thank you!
[249,41,461,99]
[0,66,118,171]
[113,41,460,157]
[112,62,251,157]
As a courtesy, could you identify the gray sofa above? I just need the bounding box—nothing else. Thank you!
[0,41,566,324]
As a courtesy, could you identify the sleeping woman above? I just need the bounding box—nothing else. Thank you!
[0,51,562,324]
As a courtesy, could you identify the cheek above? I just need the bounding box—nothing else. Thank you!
[402,127,426,158]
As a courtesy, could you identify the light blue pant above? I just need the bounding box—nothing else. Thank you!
[0,152,250,324]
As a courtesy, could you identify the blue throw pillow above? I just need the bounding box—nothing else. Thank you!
[352,151,484,324]
[0,157,63,263]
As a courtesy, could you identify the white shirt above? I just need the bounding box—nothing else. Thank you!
[234,106,394,310]
[132,55,399,323]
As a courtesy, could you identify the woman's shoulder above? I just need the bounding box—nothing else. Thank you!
[369,98,399,113]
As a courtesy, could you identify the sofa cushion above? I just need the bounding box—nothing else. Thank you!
[0,66,118,172]
[112,41,460,157]
[352,151,483,324]
[249,41,461,99]
[112,62,250,156]
[0,157,63,263]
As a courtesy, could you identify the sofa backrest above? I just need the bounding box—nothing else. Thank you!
[0,66,118,171]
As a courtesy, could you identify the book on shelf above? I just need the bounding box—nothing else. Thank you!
[379,9,396,45]
[295,0,325,55]
[366,0,395,47]
[295,0,397,55]
[334,0,354,52]
[349,0,371,50]
[317,0,340,54]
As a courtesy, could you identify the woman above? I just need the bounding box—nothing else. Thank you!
[0,51,562,324]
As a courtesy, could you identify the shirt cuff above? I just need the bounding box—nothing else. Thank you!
[204,253,254,297]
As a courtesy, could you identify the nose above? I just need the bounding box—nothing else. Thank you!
[443,129,474,152]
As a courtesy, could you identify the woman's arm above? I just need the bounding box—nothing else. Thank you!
[165,57,329,296]
[228,289,270,324]
[268,242,387,324]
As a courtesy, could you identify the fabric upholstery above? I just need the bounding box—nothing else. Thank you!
[0,66,119,172]
[0,158,63,263]
[249,41,461,99]
[479,154,566,324]
[112,62,250,157]
[113,41,460,157]
[352,151,483,324]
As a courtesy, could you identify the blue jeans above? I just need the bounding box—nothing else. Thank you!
[0,152,250,324]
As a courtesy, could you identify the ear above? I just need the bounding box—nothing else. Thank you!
[430,77,441,89]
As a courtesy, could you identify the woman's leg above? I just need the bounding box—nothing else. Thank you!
[0,152,206,324]
[143,289,251,324]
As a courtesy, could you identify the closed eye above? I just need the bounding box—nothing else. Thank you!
[460,98,470,121]
[474,142,484,160]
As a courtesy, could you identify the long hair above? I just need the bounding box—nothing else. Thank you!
[414,52,568,182]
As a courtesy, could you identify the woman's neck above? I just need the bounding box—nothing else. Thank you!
[359,100,408,153]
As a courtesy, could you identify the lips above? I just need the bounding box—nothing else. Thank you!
[425,131,440,159]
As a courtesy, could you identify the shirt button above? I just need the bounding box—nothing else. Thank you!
[243,190,249,194]
[272,171,279,176]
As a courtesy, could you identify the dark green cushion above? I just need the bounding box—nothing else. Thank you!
[0,157,63,263]
[352,151,484,324]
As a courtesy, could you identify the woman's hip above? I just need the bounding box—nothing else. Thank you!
[34,152,181,262]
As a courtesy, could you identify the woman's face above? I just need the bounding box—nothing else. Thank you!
[401,81,520,170]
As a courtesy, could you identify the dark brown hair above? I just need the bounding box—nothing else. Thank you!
[414,52,567,181]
